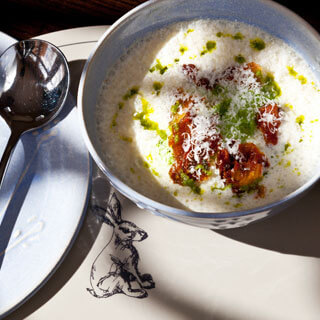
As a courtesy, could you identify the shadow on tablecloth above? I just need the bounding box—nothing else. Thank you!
[217,181,320,259]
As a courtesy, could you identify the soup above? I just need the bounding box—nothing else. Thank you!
[96,20,320,212]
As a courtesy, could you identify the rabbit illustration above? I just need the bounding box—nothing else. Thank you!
[87,192,155,299]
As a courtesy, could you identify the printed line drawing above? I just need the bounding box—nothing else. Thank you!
[87,191,155,299]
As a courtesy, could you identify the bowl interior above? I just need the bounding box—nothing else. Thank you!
[79,0,320,221]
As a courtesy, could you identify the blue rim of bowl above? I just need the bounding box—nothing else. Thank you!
[78,0,320,220]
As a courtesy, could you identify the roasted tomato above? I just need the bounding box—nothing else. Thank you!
[169,91,220,184]
[217,142,269,194]
[182,64,212,90]
[257,104,282,145]
[245,62,262,76]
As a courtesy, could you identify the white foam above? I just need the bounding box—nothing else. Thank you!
[96,20,320,212]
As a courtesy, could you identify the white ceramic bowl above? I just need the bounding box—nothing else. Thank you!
[78,0,320,229]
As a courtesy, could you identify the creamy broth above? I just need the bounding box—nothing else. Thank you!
[96,20,320,212]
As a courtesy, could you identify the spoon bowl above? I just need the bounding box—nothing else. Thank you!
[0,39,70,187]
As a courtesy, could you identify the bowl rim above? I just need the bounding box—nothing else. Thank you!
[78,0,320,219]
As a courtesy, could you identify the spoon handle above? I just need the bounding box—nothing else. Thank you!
[0,130,22,189]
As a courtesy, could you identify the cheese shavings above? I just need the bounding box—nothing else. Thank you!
[167,62,284,196]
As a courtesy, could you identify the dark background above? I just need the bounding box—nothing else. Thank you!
[1,0,318,40]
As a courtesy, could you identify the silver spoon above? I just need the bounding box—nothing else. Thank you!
[0,39,70,188]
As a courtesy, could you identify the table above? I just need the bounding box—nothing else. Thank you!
[1,0,147,40]
[1,0,319,40]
